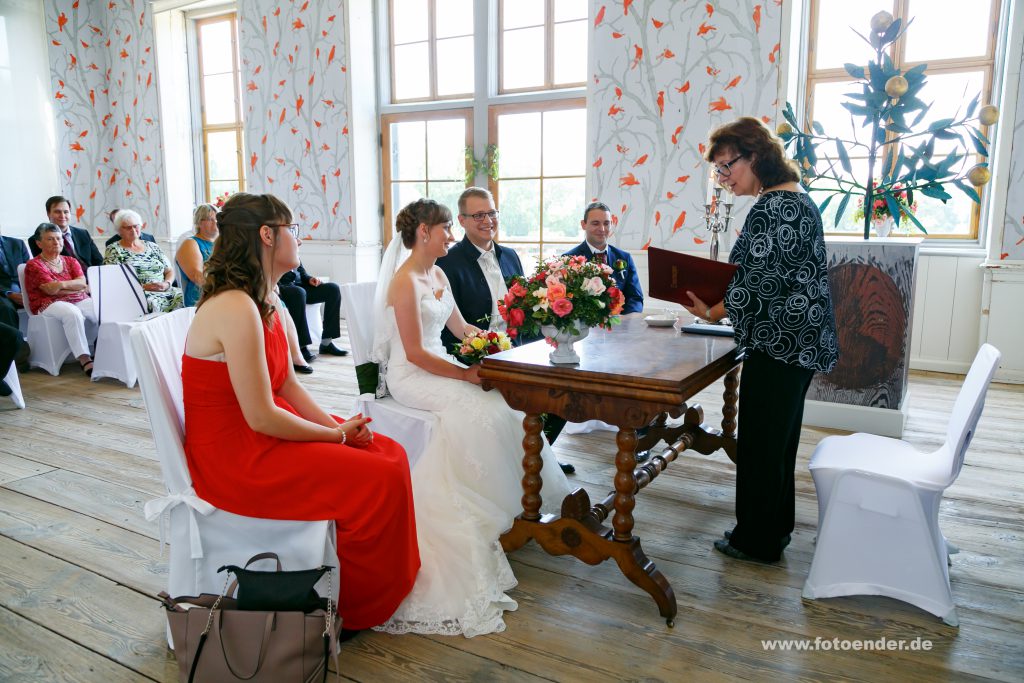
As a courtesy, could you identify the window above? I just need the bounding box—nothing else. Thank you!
[499,0,588,93]
[380,1,587,268]
[388,0,475,103]
[805,0,1002,239]
[195,13,245,202]
[490,101,587,270]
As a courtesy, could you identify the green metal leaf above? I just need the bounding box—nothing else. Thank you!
[844,63,865,80]
[812,120,825,135]
[954,179,982,203]
[835,191,853,227]
[966,129,989,157]
[920,183,952,202]
[836,139,852,173]
[903,63,927,83]
[966,93,980,118]
[928,117,955,131]
[902,205,928,234]
[882,19,902,46]
[817,193,835,216]
[883,192,903,227]
[841,102,872,118]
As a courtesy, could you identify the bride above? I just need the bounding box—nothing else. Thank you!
[372,198,571,638]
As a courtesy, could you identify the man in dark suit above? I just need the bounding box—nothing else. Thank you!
[30,196,104,271]
[103,209,156,246]
[563,202,644,315]
[277,262,347,366]
[0,228,31,329]
[437,187,574,474]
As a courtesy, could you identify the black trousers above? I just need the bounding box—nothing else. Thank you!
[278,282,342,347]
[0,296,19,329]
[0,320,20,379]
[728,349,815,562]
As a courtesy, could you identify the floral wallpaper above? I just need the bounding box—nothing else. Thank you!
[238,0,353,241]
[999,49,1024,261]
[46,0,169,237]
[587,0,783,251]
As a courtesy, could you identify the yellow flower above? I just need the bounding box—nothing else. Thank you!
[499,338,512,350]
[470,337,486,351]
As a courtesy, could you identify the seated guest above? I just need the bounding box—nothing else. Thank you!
[103,209,183,313]
[24,223,96,375]
[0,320,27,396]
[277,260,347,364]
[183,191,418,631]
[0,225,31,328]
[30,196,104,270]
[104,208,156,246]
[563,202,644,314]
[176,204,218,307]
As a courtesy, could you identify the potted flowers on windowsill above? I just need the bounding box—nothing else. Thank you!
[499,255,625,365]
[853,182,918,237]
[213,191,232,209]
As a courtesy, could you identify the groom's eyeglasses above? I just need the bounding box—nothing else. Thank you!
[461,210,500,221]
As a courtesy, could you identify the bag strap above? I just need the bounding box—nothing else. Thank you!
[119,263,147,316]
[96,266,102,325]
[218,610,275,680]
[244,552,283,571]
[188,573,229,683]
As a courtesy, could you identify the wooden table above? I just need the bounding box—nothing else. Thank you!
[479,316,742,625]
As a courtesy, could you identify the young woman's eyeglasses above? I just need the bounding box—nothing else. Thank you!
[461,210,499,221]
[267,223,300,238]
[715,154,746,178]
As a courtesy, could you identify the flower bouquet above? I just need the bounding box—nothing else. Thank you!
[499,255,624,364]
[454,329,512,364]
[213,191,232,209]
[852,182,918,236]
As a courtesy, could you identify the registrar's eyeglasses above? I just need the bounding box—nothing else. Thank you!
[714,154,746,178]
[267,223,300,238]
[460,210,499,221]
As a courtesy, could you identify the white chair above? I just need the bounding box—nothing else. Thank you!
[88,264,150,387]
[306,301,324,354]
[130,309,337,615]
[18,264,97,376]
[803,344,1002,627]
[339,281,434,469]
[3,363,24,409]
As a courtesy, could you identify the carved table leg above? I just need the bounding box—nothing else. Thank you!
[521,412,545,522]
[612,427,638,542]
[721,365,740,463]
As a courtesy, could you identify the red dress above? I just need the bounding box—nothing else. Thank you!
[182,312,419,629]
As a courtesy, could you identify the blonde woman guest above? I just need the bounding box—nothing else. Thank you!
[177,204,218,307]
[24,223,96,374]
[103,209,183,312]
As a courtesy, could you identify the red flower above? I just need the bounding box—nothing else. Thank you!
[551,298,574,317]
[487,344,500,354]
[509,308,526,327]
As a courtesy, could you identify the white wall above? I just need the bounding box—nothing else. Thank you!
[0,0,59,238]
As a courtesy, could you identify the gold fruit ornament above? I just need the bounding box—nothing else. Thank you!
[978,104,999,126]
[776,122,793,136]
[870,10,894,33]
[885,76,909,98]
[967,165,991,187]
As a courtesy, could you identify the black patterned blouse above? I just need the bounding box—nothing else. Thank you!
[724,191,839,373]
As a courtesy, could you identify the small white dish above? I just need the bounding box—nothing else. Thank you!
[644,314,677,328]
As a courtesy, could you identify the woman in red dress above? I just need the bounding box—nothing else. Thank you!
[182,192,419,630]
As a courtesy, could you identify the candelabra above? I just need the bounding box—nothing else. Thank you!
[703,186,734,262]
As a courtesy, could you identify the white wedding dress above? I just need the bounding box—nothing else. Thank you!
[374,288,571,637]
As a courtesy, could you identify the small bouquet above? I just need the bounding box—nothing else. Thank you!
[454,329,512,364]
[499,254,624,340]
[213,191,232,209]
[853,181,918,223]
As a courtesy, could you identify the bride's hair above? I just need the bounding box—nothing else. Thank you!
[395,198,451,248]
[198,192,291,323]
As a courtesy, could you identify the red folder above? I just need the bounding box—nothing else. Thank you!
[647,247,739,307]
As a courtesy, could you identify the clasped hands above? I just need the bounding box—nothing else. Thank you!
[143,281,172,292]
[339,413,374,448]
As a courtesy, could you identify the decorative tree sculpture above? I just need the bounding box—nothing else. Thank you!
[777,10,999,239]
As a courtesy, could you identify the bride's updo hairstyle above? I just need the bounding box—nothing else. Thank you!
[198,192,292,323]
[395,198,452,249]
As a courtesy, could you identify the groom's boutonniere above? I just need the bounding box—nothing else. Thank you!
[614,258,627,271]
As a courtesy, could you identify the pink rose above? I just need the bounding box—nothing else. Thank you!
[509,307,526,327]
[547,282,567,300]
[510,281,527,297]
[582,276,606,296]
[545,274,563,288]
[551,297,574,317]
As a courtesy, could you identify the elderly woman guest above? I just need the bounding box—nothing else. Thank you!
[683,117,839,564]
[104,210,183,312]
[176,203,218,307]
[182,192,418,631]
[24,223,97,374]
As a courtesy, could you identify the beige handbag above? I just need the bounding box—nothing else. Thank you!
[161,554,339,683]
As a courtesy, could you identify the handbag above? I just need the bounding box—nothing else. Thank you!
[160,553,340,683]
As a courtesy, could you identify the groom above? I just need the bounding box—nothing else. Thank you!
[437,187,574,474]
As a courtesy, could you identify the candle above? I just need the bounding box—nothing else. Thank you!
[705,170,715,205]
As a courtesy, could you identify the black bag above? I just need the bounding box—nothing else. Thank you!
[221,551,330,613]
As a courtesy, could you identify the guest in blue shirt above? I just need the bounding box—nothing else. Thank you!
[684,117,839,564]
[0,227,31,329]
[176,204,218,307]
[563,202,644,315]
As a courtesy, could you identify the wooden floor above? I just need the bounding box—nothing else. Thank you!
[1,328,1022,682]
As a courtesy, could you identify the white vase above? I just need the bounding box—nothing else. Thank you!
[540,321,590,365]
[873,216,894,238]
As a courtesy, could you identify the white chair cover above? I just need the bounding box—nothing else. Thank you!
[18,264,97,376]
[340,281,434,470]
[305,301,324,352]
[803,344,1002,627]
[129,309,337,609]
[3,363,24,409]
[562,419,617,435]
[88,264,149,387]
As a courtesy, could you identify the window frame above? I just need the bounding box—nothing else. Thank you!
[497,0,588,95]
[192,12,246,204]
[387,0,475,104]
[380,107,474,244]
[804,0,1003,241]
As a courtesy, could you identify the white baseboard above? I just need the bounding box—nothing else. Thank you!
[909,358,972,375]
[802,398,909,438]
